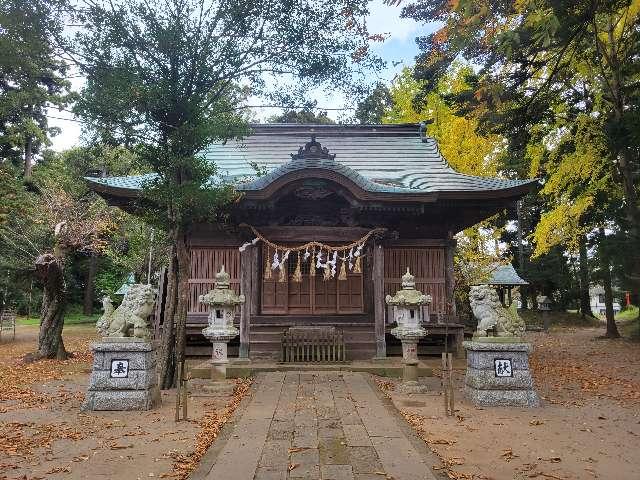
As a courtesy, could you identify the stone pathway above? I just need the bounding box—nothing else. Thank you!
[195,371,437,480]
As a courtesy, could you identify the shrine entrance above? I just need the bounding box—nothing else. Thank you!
[261,245,364,315]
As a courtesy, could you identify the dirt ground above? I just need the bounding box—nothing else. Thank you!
[381,327,640,480]
[2,324,639,480]
[0,325,248,480]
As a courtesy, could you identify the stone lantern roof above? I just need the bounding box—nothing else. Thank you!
[198,266,245,307]
[385,268,432,307]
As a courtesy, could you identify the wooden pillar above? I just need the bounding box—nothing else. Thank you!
[445,234,457,317]
[239,247,252,360]
[250,246,259,316]
[373,242,386,359]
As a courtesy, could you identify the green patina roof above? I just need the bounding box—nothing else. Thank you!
[85,124,537,197]
[487,264,529,286]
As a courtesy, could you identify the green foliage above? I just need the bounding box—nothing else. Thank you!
[354,82,392,124]
[70,0,382,231]
[268,110,336,124]
[0,147,143,314]
[402,0,640,293]
[95,267,128,298]
[383,67,503,176]
[0,0,72,167]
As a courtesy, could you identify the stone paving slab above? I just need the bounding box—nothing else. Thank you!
[198,371,437,480]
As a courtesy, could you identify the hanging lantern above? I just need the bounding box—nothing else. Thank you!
[264,246,272,280]
[292,252,302,283]
[338,257,347,281]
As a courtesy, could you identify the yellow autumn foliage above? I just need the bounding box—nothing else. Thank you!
[383,67,503,177]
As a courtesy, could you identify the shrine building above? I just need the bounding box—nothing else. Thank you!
[86,123,536,360]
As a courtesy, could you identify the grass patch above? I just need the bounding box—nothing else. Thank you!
[616,305,639,340]
[16,312,99,326]
[615,305,638,321]
[519,309,601,328]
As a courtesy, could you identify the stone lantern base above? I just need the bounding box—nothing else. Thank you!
[463,339,539,407]
[392,330,429,394]
[202,327,238,381]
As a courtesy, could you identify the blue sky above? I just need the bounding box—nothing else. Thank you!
[47,0,438,151]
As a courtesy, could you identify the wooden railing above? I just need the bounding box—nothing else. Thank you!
[281,326,346,362]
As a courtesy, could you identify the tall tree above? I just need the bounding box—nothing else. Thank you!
[69,0,381,387]
[354,82,392,124]
[0,156,118,360]
[397,0,640,309]
[0,0,71,177]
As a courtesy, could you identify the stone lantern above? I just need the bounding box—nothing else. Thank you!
[537,295,552,332]
[386,268,431,392]
[199,266,245,380]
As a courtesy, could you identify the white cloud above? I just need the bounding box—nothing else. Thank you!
[366,0,419,42]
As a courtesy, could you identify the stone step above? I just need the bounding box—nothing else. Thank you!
[188,378,236,396]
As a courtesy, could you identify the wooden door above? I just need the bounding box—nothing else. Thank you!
[313,274,338,314]
[260,245,363,315]
[288,256,313,314]
[337,273,364,313]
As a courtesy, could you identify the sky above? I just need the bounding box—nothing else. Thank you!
[47,0,437,152]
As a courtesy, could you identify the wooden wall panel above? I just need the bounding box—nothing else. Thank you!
[383,247,447,314]
[188,248,240,313]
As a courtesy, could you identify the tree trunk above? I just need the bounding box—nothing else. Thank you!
[24,136,33,178]
[579,235,593,318]
[173,227,190,373]
[517,200,528,309]
[598,228,620,338]
[83,255,97,315]
[158,244,178,389]
[605,20,640,317]
[27,252,69,361]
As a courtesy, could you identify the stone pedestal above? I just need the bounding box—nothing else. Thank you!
[211,340,230,380]
[394,335,429,394]
[463,339,539,407]
[83,338,160,411]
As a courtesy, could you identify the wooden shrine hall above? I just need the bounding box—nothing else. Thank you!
[86,123,536,360]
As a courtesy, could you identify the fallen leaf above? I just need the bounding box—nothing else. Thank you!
[288,447,309,454]
[501,448,519,461]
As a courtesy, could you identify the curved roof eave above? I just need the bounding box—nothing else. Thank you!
[85,170,538,204]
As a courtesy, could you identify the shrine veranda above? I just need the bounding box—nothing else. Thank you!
[86,123,536,361]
